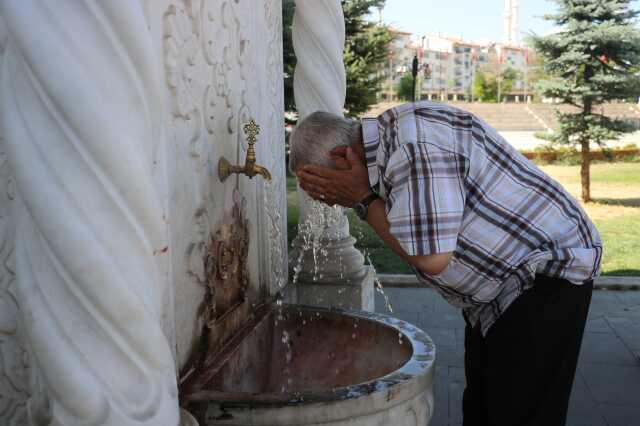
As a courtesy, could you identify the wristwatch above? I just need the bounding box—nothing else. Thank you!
[354,192,379,221]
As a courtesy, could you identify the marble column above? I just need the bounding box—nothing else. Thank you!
[290,0,373,311]
[0,2,179,425]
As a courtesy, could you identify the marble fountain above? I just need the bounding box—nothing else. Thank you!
[181,304,434,425]
[174,120,435,425]
[0,1,435,425]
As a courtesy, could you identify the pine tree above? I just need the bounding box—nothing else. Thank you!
[283,0,392,117]
[533,0,640,202]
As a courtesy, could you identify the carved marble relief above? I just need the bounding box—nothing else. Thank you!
[0,142,28,426]
[163,0,261,366]
[0,17,29,426]
[201,0,250,136]
[164,1,204,158]
[201,192,250,330]
[179,193,255,395]
[164,0,250,149]
[162,0,253,211]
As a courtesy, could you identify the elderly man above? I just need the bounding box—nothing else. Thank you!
[291,102,602,426]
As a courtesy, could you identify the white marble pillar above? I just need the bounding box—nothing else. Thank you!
[0,2,179,425]
[291,0,373,311]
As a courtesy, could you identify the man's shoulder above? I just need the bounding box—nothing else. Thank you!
[379,101,480,125]
[415,101,482,124]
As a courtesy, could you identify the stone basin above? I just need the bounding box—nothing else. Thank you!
[183,305,435,425]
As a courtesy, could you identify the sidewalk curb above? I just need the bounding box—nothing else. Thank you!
[377,274,640,291]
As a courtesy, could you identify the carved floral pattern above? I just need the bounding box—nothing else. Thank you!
[201,0,250,135]
[164,2,203,158]
[0,20,29,423]
[164,0,256,296]
[0,155,28,426]
[164,0,250,149]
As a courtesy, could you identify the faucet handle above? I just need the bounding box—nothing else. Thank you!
[243,119,261,146]
[242,118,260,167]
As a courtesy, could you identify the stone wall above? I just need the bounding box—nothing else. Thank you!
[159,0,287,368]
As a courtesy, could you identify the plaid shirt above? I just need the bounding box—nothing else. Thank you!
[362,102,602,335]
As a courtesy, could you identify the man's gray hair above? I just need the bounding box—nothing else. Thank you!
[288,111,362,173]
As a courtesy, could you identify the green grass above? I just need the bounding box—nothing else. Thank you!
[287,161,640,276]
[593,216,640,276]
[591,168,639,185]
[348,210,413,274]
[586,162,640,185]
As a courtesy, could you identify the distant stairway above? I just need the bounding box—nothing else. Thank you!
[368,102,640,133]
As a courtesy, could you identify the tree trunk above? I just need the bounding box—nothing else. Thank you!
[581,68,594,204]
[581,139,591,203]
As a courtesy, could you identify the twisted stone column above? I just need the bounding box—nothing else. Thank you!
[0,2,179,425]
[291,0,372,310]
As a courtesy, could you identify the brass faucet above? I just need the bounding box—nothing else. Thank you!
[218,119,272,182]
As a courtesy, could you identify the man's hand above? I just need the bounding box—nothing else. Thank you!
[296,147,371,208]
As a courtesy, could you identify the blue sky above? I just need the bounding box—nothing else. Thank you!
[378,0,640,43]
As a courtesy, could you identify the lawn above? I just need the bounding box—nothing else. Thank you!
[538,163,640,276]
[287,162,640,276]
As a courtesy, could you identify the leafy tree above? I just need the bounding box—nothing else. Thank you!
[499,67,520,98]
[472,67,520,102]
[532,0,640,202]
[283,0,393,118]
[473,70,495,102]
[396,73,414,101]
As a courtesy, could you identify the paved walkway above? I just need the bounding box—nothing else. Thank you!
[374,287,640,426]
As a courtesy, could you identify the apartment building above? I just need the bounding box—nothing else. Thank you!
[383,30,532,102]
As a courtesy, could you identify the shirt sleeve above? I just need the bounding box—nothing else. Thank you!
[383,142,467,257]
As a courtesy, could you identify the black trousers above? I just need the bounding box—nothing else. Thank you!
[462,274,593,426]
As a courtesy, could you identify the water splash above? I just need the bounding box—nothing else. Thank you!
[363,250,393,314]
[290,186,395,314]
[291,189,345,284]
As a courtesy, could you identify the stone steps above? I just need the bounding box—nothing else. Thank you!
[368,102,640,132]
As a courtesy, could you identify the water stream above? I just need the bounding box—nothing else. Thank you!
[291,188,345,285]
[277,186,400,393]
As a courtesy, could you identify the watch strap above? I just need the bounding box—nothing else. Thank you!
[359,192,379,208]
[354,191,379,220]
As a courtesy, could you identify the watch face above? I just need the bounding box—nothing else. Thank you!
[355,203,366,220]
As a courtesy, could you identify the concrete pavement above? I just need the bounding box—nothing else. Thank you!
[374,287,640,426]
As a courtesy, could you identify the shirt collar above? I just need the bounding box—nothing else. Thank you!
[361,117,381,191]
